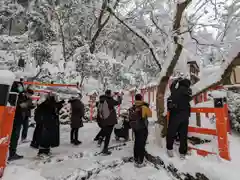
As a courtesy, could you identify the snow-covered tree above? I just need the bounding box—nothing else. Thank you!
[0,0,25,35]
[73,45,95,86]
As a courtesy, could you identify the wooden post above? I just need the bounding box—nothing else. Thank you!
[152,87,155,102]
[148,88,151,104]
[130,91,134,105]
[214,98,230,161]
[223,97,231,134]
[195,95,201,127]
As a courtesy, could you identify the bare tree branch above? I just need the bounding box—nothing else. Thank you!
[150,11,168,37]
[107,6,162,70]
[90,0,120,53]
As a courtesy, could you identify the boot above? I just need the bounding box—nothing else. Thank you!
[8,153,24,161]
[98,138,103,147]
[30,142,39,149]
[73,140,82,145]
[180,154,186,160]
[101,149,112,156]
[167,149,174,158]
[134,160,146,168]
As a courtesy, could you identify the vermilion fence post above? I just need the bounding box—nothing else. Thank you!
[130,91,134,105]
[214,98,230,161]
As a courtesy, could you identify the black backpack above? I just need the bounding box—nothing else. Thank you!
[128,105,146,130]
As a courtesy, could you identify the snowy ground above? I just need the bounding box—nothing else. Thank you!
[4,121,240,180]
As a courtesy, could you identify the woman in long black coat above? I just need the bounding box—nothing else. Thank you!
[38,94,64,156]
[69,94,84,145]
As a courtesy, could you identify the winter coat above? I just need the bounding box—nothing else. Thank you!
[38,98,63,148]
[134,101,152,120]
[97,95,122,127]
[69,98,84,128]
[169,79,192,118]
[130,100,152,130]
[9,81,32,125]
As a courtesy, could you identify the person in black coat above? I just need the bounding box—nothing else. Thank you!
[94,95,106,143]
[166,78,192,159]
[8,81,33,161]
[97,90,122,155]
[38,93,64,156]
[69,93,84,145]
[30,99,44,149]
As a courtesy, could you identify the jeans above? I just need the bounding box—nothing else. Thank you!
[134,128,148,164]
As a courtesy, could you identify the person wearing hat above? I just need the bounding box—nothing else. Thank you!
[37,93,64,156]
[68,93,85,145]
[8,82,33,161]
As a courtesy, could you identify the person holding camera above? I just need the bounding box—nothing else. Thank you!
[97,90,122,155]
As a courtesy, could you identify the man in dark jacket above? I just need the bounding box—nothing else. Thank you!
[8,81,33,161]
[166,78,192,159]
[97,90,122,155]
[69,93,84,145]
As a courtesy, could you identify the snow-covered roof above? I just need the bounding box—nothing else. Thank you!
[192,46,240,95]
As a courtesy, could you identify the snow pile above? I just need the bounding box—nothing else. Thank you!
[3,166,46,180]
[210,90,227,98]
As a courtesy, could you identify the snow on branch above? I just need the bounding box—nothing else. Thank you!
[107,6,162,71]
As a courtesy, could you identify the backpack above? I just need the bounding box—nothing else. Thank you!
[98,100,110,120]
[128,105,145,130]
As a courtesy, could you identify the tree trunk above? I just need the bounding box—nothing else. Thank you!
[156,0,192,137]
[156,42,183,137]
[59,23,67,68]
